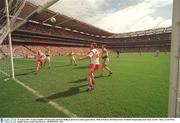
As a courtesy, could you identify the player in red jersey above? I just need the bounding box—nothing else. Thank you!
[79,43,100,91]
[36,50,46,74]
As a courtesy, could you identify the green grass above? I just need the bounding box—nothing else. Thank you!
[0,52,170,117]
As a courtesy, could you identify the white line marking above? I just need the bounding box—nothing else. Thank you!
[0,69,78,118]
[0,70,10,76]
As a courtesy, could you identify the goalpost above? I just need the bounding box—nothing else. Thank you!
[5,0,15,79]
[0,0,59,80]
[0,0,26,79]
[168,0,180,117]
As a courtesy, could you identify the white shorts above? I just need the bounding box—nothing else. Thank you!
[104,58,109,65]
[46,56,51,61]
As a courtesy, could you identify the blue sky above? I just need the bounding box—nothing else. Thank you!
[30,0,172,33]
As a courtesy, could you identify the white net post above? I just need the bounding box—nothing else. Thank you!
[5,0,15,79]
[0,0,26,79]
[0,0,60,80]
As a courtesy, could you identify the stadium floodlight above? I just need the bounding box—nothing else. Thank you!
[168,0,180,117]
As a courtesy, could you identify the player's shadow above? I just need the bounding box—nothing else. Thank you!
[23,68,34,70]
[73,66,88,69]
[68,75,103,83]
[15,70,35,76]
[68,78,86,83]
[36,84,87,102]
[51,64,70,68]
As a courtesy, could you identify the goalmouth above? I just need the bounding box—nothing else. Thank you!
[0,0,59,79]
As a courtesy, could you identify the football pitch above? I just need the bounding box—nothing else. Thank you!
[0,53,170,117]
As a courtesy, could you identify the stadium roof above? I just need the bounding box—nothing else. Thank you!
[109,26,172,38]
[0,0,112,37]
[0,0,172,38]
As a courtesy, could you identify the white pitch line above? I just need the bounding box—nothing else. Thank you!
[0,70,10,77]
[0,69,78,118]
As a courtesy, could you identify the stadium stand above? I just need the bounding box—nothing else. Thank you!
[105,27,171,52]
[11,44,90,57]
[1,1,172,57]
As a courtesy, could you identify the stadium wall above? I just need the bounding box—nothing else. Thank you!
[10,22,171,54]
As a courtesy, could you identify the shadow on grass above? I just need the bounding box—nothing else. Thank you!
[50,64,70,68]
[15,70,35,76]
[68,75,104,83]
[73,66,88,69]
[36,84,87,102]
[68,78,87,83]
[36,75,106,102]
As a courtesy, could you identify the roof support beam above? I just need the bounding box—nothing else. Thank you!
[65,23,80,29]
[55,18,72,26]
[9,0,60,33]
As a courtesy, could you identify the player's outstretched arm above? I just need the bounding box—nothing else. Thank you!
[78,56,89,61]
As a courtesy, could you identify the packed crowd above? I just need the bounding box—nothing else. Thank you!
[19,22,98,41]
[0,44,92,58]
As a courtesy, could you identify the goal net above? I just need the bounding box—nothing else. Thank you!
[0,0,59,80]
[0,0,26,80]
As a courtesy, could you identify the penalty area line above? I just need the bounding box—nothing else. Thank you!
[0,69,78,118]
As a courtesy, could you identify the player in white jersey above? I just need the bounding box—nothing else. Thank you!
[155,49,160,57]
[36,50,46,74]
[79,43,100,91]
[44,48,51,69]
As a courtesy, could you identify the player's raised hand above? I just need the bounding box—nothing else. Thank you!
[78,57,83,61]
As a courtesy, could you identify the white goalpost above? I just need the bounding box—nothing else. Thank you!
[168,0,180,118]
[0,0,27,79]
[5,0,15,78]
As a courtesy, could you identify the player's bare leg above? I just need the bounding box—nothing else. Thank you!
[86,70,94,91]
[100,64,105,76]
[90,72,95,85]
[73,58,77,66]
[101,64,112,76]
[48,58,51,69]
[105,66,112,76]
[36,62,41,74]
[70,59,73,65]
[88,76,93,90]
